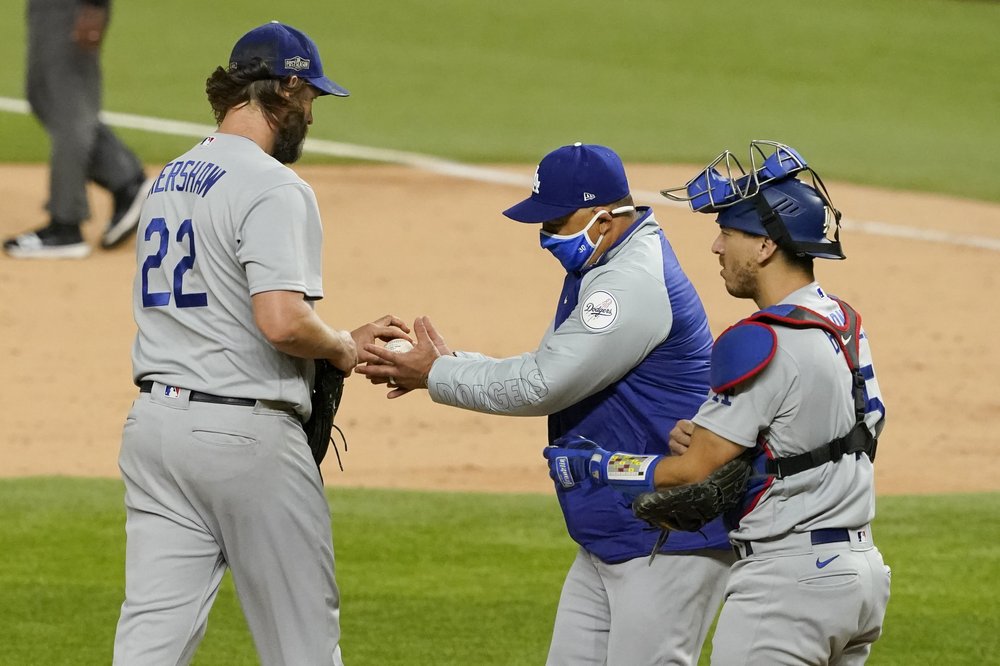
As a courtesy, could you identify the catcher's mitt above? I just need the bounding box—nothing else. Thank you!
[632,452,753,533]
[303,359,346,468]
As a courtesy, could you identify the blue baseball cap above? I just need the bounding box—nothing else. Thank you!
[229,21,349,97]
[503,143,630,223]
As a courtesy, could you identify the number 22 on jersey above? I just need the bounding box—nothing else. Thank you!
[141,217,208,308]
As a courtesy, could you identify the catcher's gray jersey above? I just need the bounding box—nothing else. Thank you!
[131,133,324,418]
[693,282,886,542]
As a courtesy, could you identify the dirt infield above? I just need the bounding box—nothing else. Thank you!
[1,163,998,496]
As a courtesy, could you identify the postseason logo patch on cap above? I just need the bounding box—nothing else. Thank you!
[227,21,350,97]
[284,55,311,71]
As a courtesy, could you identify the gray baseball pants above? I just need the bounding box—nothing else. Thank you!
[547,546,733,665]
[113,384,344,665]
[26,0,143,225]
[713,529,891,665]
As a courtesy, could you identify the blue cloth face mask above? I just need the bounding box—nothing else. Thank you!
[540,206,635,273]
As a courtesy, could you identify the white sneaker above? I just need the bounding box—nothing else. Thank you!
[3,224,90,260]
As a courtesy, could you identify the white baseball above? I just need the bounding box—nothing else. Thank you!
[384,338,413,387]
[385,338,414,354]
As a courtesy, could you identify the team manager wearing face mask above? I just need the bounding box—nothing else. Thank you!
[357,143,735,666]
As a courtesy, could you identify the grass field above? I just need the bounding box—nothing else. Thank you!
[1,479,998,665]
[0,0,998,201]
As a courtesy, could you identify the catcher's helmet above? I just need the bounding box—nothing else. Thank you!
[661,140,845,260]
[719,178,845,260]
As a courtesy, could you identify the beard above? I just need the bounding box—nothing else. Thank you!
[721,255,759,300]
[272,109,308,164]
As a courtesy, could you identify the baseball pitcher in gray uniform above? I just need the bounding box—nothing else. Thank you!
[359,144,733,665]
[113,22,407,665]
[547,141,891,664]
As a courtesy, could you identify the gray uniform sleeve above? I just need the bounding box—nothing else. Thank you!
[236,182,324,299]
[427,268,673,416]
[692,346,797,448]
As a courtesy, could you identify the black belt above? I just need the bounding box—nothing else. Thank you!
[735,528,850,558]
[810,528,851,545]
[139,381,256,407]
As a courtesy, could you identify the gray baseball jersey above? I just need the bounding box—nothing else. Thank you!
[693,283,891,664]
[693,282,885,541]
[131,133,323,419]
[114,133,344,665]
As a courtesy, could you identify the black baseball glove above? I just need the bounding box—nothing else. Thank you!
[303,360,346,467]
[632,452,753,532]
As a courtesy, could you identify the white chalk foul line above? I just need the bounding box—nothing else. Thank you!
[634,188,1000,252]
[2,96,998,252]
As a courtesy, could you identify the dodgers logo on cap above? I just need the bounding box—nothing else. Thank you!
[503,143,630,224]
[229,21,350,97]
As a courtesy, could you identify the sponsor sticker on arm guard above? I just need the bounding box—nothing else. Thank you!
[605,452,658,481]
[581,290,619,331]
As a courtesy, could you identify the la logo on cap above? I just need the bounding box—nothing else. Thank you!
[501,142,630,224]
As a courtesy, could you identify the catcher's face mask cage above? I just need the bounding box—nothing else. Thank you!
[662,140,845,260]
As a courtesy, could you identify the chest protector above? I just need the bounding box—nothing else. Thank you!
[710,297,877,479]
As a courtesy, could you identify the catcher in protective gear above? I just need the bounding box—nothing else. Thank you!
[304,359,347,467]
[543,435,753,533]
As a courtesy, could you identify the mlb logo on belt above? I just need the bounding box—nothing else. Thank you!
[163,386,181,399]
